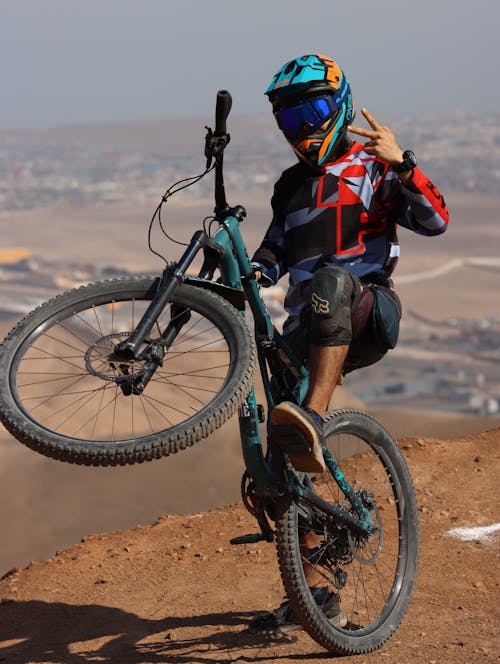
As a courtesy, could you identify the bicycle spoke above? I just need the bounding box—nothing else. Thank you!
[136,391,194,418]
[27,372,97,413]
[23,341,87,372]
[138,393,175,427]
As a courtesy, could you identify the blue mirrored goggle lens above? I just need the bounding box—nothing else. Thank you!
[276,97,333,135]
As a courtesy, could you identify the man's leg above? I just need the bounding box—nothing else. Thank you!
[270,343,348,472]
[300,529,328,586]
[271,267,357,472]
[304,343,349,417]
[256,277,394,631]
[273,270,356,590]
[249,524,347,632]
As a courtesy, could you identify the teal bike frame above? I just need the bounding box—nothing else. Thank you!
[113,91,375,542]
[210,212,309,495]
[211,215,374,535]
[143,213,375,540]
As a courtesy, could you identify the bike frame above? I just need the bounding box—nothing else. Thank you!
[211,212,308,491]
[209,214,374,537]
[116,210,374,539]
[114,88,375,539]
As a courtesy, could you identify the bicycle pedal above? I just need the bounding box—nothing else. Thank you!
[229,533,265,545]
[270,424,311,454]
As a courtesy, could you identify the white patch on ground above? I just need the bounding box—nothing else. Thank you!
[446,523,500,543]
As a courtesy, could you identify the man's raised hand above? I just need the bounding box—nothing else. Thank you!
[347,108,404,166]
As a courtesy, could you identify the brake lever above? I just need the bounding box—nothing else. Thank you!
[204,126,231,169]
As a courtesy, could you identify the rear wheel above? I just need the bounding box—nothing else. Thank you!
[0,277,255,465]
[276,409,419,654]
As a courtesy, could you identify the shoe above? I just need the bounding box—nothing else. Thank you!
[248,587,347,635]
[270,401,326,473]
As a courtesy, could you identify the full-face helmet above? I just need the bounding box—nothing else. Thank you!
[265,54,354,168]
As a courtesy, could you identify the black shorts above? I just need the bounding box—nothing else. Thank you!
[283,267,401,374]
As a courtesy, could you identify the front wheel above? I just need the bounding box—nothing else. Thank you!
[275,410,419,655]
[0,277,255,465]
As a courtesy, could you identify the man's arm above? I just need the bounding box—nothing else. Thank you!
[392,166,449,235]
[349,108,449,235]
[251,182,288,286]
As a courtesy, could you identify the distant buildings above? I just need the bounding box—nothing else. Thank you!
[0,110,498,212]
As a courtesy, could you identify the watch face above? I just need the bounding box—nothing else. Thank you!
[403,150,417,169]
[394,150,417,173]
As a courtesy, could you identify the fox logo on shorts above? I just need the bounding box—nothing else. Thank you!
[311,292,330,314]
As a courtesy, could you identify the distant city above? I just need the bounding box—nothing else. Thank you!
[0,110,498,212]
[0,254,499,417]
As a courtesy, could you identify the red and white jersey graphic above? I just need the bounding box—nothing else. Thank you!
[252,141,449,319]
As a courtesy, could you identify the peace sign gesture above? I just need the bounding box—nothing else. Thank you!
[348,108,404,167]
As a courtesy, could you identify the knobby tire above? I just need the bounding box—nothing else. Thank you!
[275,409,419,654]
[0,277,255,466]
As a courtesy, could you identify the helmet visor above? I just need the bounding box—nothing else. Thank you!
[275,96,339,137]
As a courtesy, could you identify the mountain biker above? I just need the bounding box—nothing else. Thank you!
[249,53,449,633]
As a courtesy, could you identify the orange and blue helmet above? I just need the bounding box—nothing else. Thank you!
[265,54,354,168]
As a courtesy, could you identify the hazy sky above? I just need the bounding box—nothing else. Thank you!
[1,0,498,129]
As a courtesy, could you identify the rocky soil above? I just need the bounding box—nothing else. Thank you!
[0,429,499,663]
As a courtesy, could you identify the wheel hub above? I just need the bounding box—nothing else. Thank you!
[84,332,148,383]
[347,503,383,564]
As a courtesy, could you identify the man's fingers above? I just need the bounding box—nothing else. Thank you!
[361,107,381,130]
[348,107,381,136]
[347,124,376,138]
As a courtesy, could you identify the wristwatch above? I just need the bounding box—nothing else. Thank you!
[393,149,417,173]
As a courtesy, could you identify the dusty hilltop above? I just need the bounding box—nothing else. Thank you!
[1,429,498,664]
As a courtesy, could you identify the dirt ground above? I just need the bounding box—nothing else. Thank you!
[0,429,498,663]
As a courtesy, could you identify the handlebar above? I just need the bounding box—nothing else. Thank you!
[215,90,232,136]
[204,89,233,219]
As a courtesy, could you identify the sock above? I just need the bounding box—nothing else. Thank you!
[304,407,323,427]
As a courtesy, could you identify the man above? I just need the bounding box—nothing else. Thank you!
[249,53,448,632]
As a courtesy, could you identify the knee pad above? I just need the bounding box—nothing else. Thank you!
[310,266,356,346]
[311,266,350,316]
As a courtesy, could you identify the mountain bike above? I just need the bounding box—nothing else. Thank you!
[0,91,419,655]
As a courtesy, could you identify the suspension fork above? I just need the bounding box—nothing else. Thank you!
[114,230,207,360]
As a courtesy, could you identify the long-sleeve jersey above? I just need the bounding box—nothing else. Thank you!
[252,141,449,325]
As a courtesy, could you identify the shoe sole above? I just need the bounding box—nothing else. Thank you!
[270,402,326,473]
[329,609,348,628]
[275,610,348,635]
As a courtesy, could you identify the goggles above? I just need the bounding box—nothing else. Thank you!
[275,96,339,136]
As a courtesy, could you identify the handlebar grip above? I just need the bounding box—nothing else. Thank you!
[215,90,232,136]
